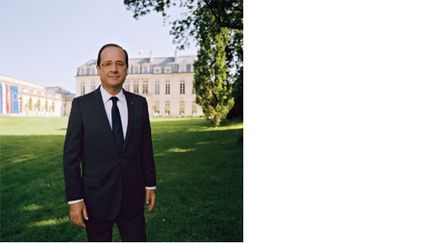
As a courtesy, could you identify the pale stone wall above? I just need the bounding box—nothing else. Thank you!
[0,75,69,117]
[75,55,204,118]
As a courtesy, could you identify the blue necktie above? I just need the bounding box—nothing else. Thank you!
[110,97,124,151]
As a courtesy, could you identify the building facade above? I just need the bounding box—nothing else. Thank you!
[45,86,75,116]
[75,52,203,117]
[0,75,74,116]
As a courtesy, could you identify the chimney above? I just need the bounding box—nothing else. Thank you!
[174,49,178,63]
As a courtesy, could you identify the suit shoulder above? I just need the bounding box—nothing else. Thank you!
[73,90,98,103]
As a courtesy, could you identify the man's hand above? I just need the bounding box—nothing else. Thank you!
[146,189,156,212]
[69,201,89,228]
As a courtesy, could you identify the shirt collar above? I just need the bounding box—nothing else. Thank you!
[100,85,126,104]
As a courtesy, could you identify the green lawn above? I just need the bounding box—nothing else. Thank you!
[0,116,243,241]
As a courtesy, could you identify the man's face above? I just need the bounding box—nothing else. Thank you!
[97,46,128,90]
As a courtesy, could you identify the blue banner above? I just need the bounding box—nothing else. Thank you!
[10,85,19,114]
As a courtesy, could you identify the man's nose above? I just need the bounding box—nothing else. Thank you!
[109,64,119,72]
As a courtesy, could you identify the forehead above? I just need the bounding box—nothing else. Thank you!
[100,46,125,61]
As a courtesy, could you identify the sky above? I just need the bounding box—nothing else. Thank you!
[0,0,198,93]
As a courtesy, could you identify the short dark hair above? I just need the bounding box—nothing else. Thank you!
[97,43,129,68]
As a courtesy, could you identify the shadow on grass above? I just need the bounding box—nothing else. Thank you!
[0,120,243,242]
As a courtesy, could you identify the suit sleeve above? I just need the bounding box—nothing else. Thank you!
[141,98,157,187]
[63,98,84,201]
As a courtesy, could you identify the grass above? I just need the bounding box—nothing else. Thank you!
[0,116,243,241]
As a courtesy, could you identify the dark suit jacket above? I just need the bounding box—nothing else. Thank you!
[63,87,156,220]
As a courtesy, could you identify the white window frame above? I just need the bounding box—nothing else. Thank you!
[154,66,161,74]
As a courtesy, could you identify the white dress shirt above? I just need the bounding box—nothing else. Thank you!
[100,86,128,139]
[68,86,155,205]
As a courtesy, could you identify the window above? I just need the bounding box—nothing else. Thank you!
[155,81,160,94]
[88,66,93,75]
[165,81,170,95]
[192,102,197,114]
[134,66,139,74]
[133,81,139,93]
[180,81,185,94]
[164,66,171,73]
[192,81,195,94]
[19,96,23,113]
[154,67,161,74]
[124,81,129,91]
[186,64,192,72]
[164,101,170,115]
[28,98,33,111]
[90,66,96,76]
[35,99,41,111]
[153,101,160,115]
[45,100,49,112]
[142,81,148,94]
[179,101,185,115]
[81,82,85,95]
[179,64,185,72]
[141,65,148,73]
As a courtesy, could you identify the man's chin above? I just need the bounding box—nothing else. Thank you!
[103,81,124,89]
[108,79,124,84]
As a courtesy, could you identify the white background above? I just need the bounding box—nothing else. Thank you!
[245,1,432,242]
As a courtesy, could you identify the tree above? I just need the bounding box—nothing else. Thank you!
[124,0,243,126]
[194,24,233,126]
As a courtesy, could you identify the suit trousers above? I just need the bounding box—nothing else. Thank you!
[84,212,147,242]
[85,186,147,242]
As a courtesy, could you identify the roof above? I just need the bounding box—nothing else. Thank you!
[46,86,75,96]
[0,74,46,90]
[80,55,197,67]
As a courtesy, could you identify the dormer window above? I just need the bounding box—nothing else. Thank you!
[154,67,161,74]
[179,64,186,72]
[164,66,171,73]
[90,66,96,76]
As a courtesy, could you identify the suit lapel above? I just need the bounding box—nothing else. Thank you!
[92,87,119,152]
[122,90,134,154]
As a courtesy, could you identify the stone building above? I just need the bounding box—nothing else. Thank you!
[0,74,74,116]
[45,86,75,116]
[75,52,203,117]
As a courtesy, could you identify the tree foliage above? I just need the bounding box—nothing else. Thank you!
[124,0,243,126]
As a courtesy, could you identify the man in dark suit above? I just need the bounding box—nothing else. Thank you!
[63,43,156,241]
